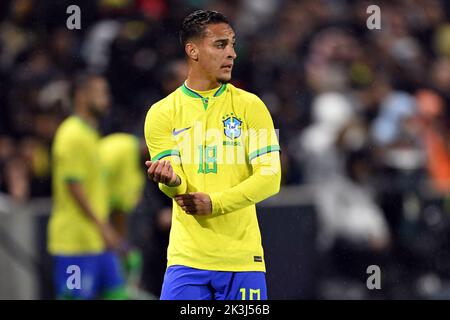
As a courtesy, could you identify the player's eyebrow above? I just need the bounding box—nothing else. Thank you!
[214,36,236,44]
[214,38,229,43]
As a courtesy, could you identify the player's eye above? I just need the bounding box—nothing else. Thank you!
[215,40,229,48]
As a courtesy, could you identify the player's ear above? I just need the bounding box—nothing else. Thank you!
[185,42,199,61]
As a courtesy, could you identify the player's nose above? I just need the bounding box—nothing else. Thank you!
[227,46,237,60]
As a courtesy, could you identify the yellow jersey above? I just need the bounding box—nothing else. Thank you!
[144,83,281,272]
[99,133,145,213]
[48,116,108,255]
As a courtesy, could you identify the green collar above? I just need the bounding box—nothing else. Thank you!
[180,82,227,99]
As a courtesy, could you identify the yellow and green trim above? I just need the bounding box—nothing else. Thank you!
[180,82,227,98]
[151,149,180,161]
[64,177,83,183]
[180,83,227,110]
[248,145,281,162]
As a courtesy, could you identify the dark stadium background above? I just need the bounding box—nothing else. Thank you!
[1,0,450,299]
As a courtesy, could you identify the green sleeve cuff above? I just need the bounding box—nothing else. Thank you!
[64,177,83,183]
[151,149,180,161]
[248,145,281,162]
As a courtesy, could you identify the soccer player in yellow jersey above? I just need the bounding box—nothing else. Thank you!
[99,133,145,226]
[99,133,148,297]
[48,74,127,299]
[144,10,281,300]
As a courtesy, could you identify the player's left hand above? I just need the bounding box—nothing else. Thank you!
[174,192,212,216]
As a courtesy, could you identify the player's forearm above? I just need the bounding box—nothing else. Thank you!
[67,182,103,226]
[159,170,187,198]
[209,157,281,214]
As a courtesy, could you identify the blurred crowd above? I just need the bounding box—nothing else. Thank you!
[1,0,450,299]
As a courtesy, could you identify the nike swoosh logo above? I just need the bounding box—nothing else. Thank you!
[172,127,191,136]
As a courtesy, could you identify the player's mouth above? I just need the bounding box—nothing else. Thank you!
[221,64,233,71]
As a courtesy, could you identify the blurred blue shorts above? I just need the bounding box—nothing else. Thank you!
[53,251,125,299]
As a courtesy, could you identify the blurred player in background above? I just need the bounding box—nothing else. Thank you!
[99,133,145,242]
[144,10,281,300]
[99,133,148,298]
[47,73,127,299]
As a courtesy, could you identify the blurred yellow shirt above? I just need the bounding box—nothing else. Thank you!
[144,83,281,272]
[48,116,108,255]
[99,133,145,213]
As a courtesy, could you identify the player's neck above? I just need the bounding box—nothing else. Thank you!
[185,73,221,91]
[74,108,98,129]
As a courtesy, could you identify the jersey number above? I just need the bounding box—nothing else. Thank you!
[239,288,261,300]
[198,145,217,174]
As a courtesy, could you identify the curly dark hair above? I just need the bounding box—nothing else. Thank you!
[180,10,230,46]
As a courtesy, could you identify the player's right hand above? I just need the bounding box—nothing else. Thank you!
[145,160,179,186]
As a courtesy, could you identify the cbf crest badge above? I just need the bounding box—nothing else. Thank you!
[222,113,242,139]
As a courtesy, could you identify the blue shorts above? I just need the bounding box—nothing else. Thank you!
[160,265,267,300]
[53,251,125,299]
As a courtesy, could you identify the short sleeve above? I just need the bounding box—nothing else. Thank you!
[54,134,89,182]
[144,102,180,164]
